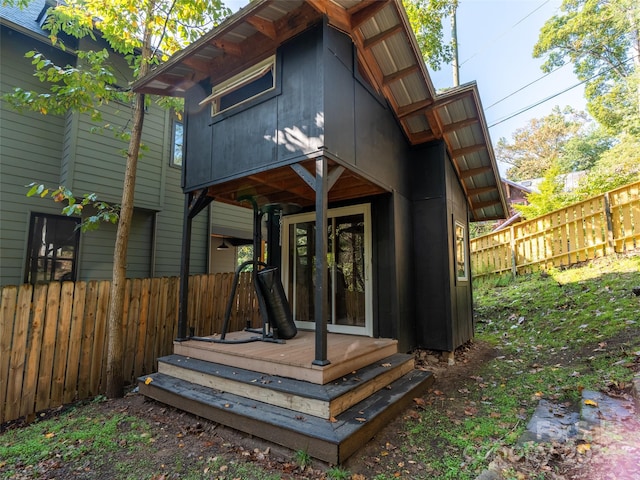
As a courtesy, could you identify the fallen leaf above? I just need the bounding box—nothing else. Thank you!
[577,443,591,454]
[413,397,426,406]
[584,399,598,407]
[44,432,55,439]
[144,377,153,385]
[433,389,444,396]
[329,416,337,423]
[381,363,392,367]
[355,417,367,422]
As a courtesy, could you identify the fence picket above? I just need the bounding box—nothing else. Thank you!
[90,281,109,395]
[134,278,151,377]
[0,286,18,423]
[36,283,61,412]
[5,284,32,421]
[471,180,640,278]
[50,282,74,408]
[19,285,47,418]
[144,278,161,375]
[78,281,98,400]
[64,281,86,404]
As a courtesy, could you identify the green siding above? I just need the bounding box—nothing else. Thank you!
[1,24,210,286]
[0,27,68,285]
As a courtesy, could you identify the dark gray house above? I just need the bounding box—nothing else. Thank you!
[135,0,507,354]
[133,0,507,461]
[0,0,211,286]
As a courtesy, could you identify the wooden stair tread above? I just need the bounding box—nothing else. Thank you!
[138,368,434,463]
[157,353,414,402]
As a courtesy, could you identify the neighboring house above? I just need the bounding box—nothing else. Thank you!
[518,170,587,193]
[134,0,507,355]
[492,178,532,231]
[0,0,217,286]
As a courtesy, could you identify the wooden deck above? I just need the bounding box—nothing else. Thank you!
[173,330,398,384]
[139,331,435,463]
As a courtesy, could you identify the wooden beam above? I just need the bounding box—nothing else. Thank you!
[459,165,492,179]
[211,39,243,56]
[472,199,502,210]
[467,186,498,197]
[327,166,345,191]
[306,0,351,31]
[362,23,403,50]
[383,64,419,85]
[182,56,214,75]
[349,0,391,28]
[245,15,277,40]
[441,117,478,133]
[396,98,434,118]
[291,164,316,191]
[423,108,443,138]
[451,143,485,158]
[408,129,437,145]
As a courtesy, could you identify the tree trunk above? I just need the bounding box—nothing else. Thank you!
[104,90,145,398]
[105,29,152,399]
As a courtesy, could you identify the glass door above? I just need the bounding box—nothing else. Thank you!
[282,204,372,336]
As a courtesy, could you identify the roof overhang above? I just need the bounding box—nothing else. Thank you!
[133,0,507,221]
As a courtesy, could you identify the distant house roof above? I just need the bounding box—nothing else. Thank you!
[518,171,587,193]
[1,0,50,39]
[502,178,532,194]
[131,0,504,221]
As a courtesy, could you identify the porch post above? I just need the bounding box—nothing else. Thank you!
[313,155,330,366]
[177,193,192,341]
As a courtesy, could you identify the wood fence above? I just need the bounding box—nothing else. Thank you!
[0,272,259,424]
[471,180,640,278]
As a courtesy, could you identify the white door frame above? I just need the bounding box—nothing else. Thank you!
[282,203,373,336]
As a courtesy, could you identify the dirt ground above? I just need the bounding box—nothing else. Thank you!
[3,339,639,479]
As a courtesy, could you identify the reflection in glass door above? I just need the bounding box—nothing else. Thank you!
[282,204,371,336]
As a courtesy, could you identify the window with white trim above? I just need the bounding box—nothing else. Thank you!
[200,55,276,115]
[455,221,468,282]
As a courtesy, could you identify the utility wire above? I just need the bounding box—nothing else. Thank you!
[459,0,551,67]
[485,63,570,110]
[488,56,636,129]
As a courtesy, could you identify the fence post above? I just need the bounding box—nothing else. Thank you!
[509,225,517,278]
[603,192,615,254]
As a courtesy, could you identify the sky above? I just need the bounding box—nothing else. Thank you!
[223,0,587,171]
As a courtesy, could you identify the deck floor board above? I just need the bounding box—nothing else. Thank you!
[173,331,398,384]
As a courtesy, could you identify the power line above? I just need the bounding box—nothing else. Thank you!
[488,81,584,129]
[488,56,636,129]
[485,63,570,110]
[459,0,551,67]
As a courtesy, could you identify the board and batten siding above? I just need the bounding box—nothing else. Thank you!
[0,28,69,285]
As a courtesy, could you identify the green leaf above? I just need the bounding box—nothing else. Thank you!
[26,183,40,197]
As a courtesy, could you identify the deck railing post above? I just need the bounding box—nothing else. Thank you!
[177,194,192,341]
[313,156,330,366]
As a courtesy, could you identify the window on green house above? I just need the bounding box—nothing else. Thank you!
[171,119,183,167]
[24,213,80,284]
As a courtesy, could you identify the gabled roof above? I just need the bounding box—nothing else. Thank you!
[0,0,50,39]
[133,0,507,221]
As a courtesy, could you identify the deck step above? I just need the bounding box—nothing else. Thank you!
[172,331,398,384]
[138,368,434,464]
[157,353,415,418]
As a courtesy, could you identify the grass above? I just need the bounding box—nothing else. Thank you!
[0,401,153,478]
[393,253,640,479]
